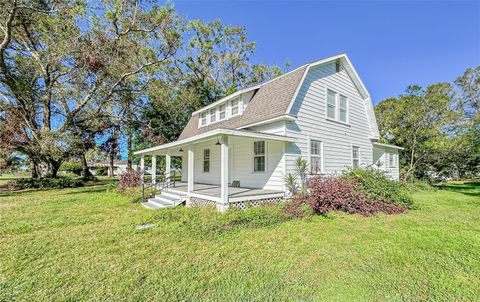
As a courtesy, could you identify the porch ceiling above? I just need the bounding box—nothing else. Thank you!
[134,128,295,156]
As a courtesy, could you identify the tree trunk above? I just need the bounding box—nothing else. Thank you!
[50,161,61,178]
[109,148,115,178]
[81,152,92,178]
[31,158,39,179]
[127,127,133,171]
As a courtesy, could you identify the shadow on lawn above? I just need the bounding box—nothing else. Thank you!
[439,181,480,197]
[0,182,113,198]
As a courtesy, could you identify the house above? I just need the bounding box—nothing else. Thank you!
[134,53,403,211]
[88,160,140,176]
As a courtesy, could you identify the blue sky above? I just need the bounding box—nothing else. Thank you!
[174,0,480,104]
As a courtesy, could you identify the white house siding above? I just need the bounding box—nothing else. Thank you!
[286,62,374,177]
[373,146,400,180]
[181,137,284,191]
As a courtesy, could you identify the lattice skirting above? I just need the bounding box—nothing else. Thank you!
[229,197,283,211]
[188,197,216,208]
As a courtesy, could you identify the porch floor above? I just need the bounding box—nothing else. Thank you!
[167,182,284,199]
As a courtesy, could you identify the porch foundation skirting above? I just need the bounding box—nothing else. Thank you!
[186,195,284,211]
[187,197,216,208]
[228,196,284,210]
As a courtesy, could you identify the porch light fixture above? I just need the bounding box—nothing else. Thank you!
[179,148,183,152]
[215,140,221,146]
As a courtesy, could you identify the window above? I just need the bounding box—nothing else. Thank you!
[352,146,360,169]
[210,108,216,123]
[253,141,265,172]
[231,99,239,116]
[200,112,207,126]
[327,89,336,119]
[310,140,322,174]
[388,153,396,168]
[203,149,210,172]
[219,104,226,120]
[339,95,348,123]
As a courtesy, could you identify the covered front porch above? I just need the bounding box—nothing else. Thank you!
[134,128,293,212]
[168,182,284,203]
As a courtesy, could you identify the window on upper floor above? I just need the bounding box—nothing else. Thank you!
[352,146,360,169]
[200,112,207,126]
[310,140,323,174]
[219,104,226,120]
[253,141,266,172]
[231,99,239,116]
[339,95,348,123]
[327,89,336,119]
[210,108,216,123]
[326,88,349,124]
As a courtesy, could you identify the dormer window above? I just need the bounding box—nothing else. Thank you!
[219,104,226,120]
[231,99,239,116]
[197,92,249,128]
[210,108,216,123]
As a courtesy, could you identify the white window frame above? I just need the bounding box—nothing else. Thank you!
[203,149,210,173]
[310,139,323,174]
[231,99,240,116]
[339,94,348,123]
[352,146,360,169]
[199,112,207,127]
[326,89,337,120]
[388,152,396,168]
[253,141,266,172]
[209,108,217,123]
[219,104,226,120]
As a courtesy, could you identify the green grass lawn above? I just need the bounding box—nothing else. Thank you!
[0,180,479,301]
[0,173,30,186]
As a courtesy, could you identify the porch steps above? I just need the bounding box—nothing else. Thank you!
[140,189,186,210]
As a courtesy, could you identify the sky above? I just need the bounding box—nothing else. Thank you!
[173,0,480,105]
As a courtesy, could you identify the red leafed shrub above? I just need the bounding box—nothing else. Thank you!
[118,170,142,190]
[284,196,313,218]
[286,176,407,217]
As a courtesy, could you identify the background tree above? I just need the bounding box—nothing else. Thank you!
[137,19,284,148]
[0,0,182,177]
[375,67,479,181]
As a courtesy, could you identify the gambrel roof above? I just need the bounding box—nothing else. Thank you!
[178,53,380,140]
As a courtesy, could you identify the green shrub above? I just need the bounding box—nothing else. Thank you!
[341,168,414,207]
[59,161,83,176]
[95,168,107,176]
[8,176,84,190]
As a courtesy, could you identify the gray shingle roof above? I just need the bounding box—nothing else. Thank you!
[178,65,308,140]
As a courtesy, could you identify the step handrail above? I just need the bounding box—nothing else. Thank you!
[142,170,178,203]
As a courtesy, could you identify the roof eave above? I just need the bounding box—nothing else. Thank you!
[372,142,405,150]
[134,128,295,155]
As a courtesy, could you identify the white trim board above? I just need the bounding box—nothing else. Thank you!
[372,142,404,150]
[134,129,296,155]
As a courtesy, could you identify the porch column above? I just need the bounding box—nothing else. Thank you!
[187,145,194,197]
[218,135,229,212]
[140,155,145,184]
[151,155,156,184]
[165,153,171,185]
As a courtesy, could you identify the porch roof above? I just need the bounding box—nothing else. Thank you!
[134,128,295,156]
[372,142,405,150]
